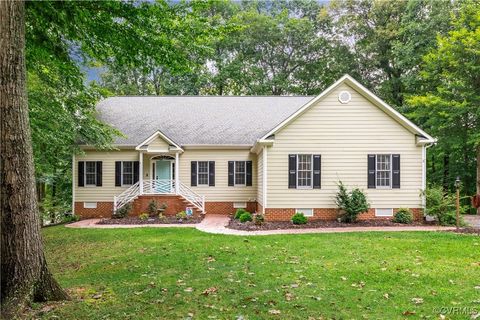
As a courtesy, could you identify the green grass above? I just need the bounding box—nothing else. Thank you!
[37,227,480,319]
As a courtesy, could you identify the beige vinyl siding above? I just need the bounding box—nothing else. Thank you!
[179,149,257,202]
[266,83,423,209]
[257,148,264,206]
[147,136,169,152]
[74,150,139,202]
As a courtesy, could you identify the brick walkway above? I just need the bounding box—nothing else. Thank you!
[67,215,456,235]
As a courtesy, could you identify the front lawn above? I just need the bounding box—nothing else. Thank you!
[37,227,480,319]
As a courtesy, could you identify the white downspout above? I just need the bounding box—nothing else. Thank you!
[422,143,433,210]
[139,151,144,195]
[175,152,179,195]
[263,146,268,214]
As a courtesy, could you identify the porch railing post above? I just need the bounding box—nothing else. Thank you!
[139,152,143,195]
[175,152,179,195]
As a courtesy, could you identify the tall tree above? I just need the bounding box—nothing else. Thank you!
[408,0,480,211]
[330,0,453,108]
[0,1,68,317]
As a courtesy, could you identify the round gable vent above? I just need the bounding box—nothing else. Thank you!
[338,90,351,104]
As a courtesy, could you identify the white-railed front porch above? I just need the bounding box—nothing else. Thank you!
[113,149,205,214]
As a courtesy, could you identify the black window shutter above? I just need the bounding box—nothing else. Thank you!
[246,161,253,186]
[96,161,102,186]
[313,155,321,189]
[78,161,85,187]
[392,154,400,188]
[368,154,376,188]
[228,161,234,186]
[133,161,140,183]
[208,161,215,186]
[191,161,197,186]
[288,155,297,189]
[115,161,122,186]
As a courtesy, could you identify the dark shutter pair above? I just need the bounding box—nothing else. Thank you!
[190,161,215,186]
[115,161,140,186]
[78,161,102,187]
[367,154,400,188]
[288,155,321,189]
[228,161,253,186]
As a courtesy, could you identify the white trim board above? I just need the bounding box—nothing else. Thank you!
[257,74,435,144]
[135,130,183,151]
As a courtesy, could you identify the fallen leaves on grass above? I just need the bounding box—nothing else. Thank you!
[202,287,218,296]
[284,292,294,301]
[402,310,416,316]
[411,297,424,304]
[268,309,281,315]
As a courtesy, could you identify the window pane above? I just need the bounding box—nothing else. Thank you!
[235,161,246,185]
[85,162,96,185]
[122,161,133,185]
[297,155,312,187]
[376,155,391,187]
[198,161,209,185]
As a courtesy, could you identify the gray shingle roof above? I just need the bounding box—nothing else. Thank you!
[97,96,314,146]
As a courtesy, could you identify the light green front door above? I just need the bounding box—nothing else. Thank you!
[155,160,171,193]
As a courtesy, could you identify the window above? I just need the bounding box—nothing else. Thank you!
[296,208,313,217]
[85,161,97,186]
[83,202,97,209]
[233,202,247,209]
[122,161,134,185]
[234,161,246,186]
[297,154,312,188]
[375,208,393,217]
[197,161,209,186]
[376,154,392,188]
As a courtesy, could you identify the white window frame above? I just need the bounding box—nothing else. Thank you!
[83,202,97,209]
[233,202,247,209]
[296,154,313,189]
[296,208,313,217]
[375,208,393,217]
[84,161,97,187]
[234,161,247,187]
[197,161,209,186]
[121,161,134,186]
[375,154,392,189]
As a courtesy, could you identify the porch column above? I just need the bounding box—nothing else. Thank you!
[175,152,179,194]
[139,151,143,194]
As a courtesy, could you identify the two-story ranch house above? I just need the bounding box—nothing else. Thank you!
[73,75,435,221]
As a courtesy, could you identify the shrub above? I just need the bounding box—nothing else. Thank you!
[422,186,466,226]
[254,213,265,226]
[234,208,246,219]
[147,200,158,216]
[176,211,187,220]
[139,213,149,221]
[335,181,370,223]
[239,212,252,223]
[63,214,80,223]
[393,208,413,224]
[158,213,165,221]
[113,203,131,219]
[291,213,308,225]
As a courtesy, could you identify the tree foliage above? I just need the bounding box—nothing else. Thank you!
[408,0,480,200]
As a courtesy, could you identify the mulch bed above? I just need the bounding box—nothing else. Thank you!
[227,217,432,231]
[97,215,203,225]
[445,227,480,235]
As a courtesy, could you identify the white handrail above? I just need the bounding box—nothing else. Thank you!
[114,179,205,214]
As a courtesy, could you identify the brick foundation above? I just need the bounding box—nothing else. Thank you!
[131,195,201,217]
[264,208,423,222]
[75,202,113,219]
[205,201,257,215]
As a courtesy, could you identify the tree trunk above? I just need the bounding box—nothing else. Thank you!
[0,1,68,317]
[477,145,480,214]
[442,154,449,192]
